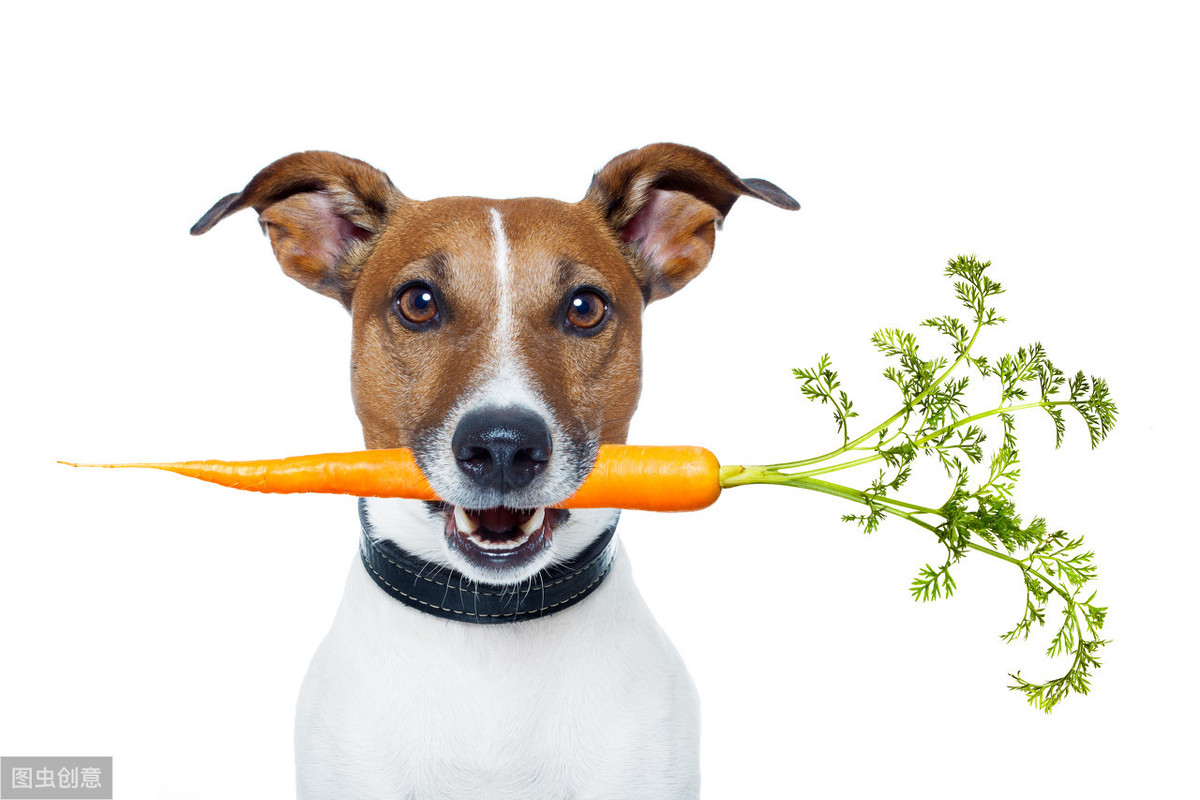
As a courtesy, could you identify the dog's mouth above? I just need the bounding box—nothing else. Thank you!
[441,504,568,573]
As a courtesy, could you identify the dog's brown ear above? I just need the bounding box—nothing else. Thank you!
[191,151,401,309]
[584,143,798,303]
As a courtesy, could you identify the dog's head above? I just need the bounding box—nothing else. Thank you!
[193,144,797,584]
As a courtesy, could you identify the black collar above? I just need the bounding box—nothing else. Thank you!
[358,500,618,624]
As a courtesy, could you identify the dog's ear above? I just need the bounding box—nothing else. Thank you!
[191,151,401,309]
[584,143,798,303]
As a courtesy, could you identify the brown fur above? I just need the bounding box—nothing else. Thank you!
[192,145,797,466]
[347,196,644,451]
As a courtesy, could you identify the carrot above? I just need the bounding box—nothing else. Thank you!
[554,445,721,511]
[59,444,723,512]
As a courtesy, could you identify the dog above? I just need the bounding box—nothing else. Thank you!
[191,143,797,799]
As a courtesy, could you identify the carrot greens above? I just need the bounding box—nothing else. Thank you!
[718,256,1116,712]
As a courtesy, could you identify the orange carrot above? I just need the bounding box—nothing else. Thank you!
[553,445,721,511]
[60,444,722,512]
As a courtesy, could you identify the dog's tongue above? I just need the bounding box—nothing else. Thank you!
[474,507,531,534]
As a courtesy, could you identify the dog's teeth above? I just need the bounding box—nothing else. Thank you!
[521,507,546,536]
[471,530,531,550]
[454,506,479,535]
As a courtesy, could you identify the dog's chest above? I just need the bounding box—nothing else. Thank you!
[295,546,700,799]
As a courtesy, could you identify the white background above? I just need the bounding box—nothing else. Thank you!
[2,2,1197,797]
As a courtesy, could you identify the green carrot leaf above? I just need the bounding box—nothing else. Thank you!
[722,255,1116,712]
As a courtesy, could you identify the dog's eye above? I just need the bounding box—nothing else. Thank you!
[394,283,440,327]
[565,288,609,332]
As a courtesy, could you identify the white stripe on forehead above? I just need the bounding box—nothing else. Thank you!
[478,207,544,408]
[489,208,515,356]
[482,207,536,401]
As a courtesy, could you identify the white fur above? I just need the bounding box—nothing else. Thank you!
[489,208,516,358]
[295,507,701,799]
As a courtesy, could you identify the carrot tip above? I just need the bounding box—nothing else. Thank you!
[58,461,135,469]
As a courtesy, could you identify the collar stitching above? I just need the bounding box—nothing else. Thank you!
[361,541,615,619]
[365,534,612,595]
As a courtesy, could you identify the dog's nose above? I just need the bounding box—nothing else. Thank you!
[452,407,552,492]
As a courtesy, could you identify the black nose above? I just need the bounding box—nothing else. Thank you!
[452,407,552,492]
